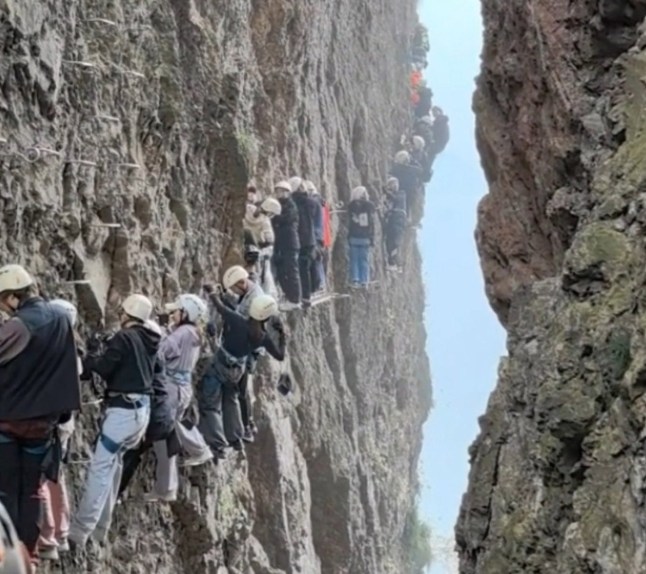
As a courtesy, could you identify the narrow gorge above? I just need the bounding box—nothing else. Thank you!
[0,1,432,573]
[459,1,646,573]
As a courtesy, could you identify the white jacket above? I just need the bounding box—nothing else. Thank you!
[244,205,274,246]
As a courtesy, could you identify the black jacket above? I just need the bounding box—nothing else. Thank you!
[83,324,160,395]
[432,116,450,154]
[292,191,317,248]
[272,197,300,251]
[390,163,423,193]
[415,87,433,118]
[348,199,375,241]
[0,298,80,421]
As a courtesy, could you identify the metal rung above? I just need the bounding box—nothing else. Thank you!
[66,158,97,167]
[110,63,145,78]
[84,18,118,27]
[0,137,7,144]
[62,60,99,69]
[90,223,121,228]
[96,114,120,123]
[82,399,103,406]
[62,280,91,285]
[118,162,140,169]
[30,146,63,158]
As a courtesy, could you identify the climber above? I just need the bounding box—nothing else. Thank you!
[413,115,435,149]
[408,135,434,184]
[390,150,423,221]
[0,265,80,562]
[244,197,282,298]
[430,107,450,156]
[271,181,302,310]
[69,294,159,548]
[220,266,264,443]
[347,186,376,287]
[142,294,213,502]
[292,177,319,308]
[414,85,433,119]
[244,183,261,247]
[410,135,427,166]
[37,299,83,561]
[383,179,408,270]
[306,180,330,292]
[198,288,286,459]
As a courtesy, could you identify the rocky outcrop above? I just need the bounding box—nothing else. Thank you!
[0,0,431,573]
[459,1,646,572]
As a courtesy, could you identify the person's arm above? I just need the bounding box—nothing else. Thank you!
[0,318,30,366]
[368,205,376,242]
[158,329,182,364]
[263,316,286,361]
[260,218,275,246]
[82,332,126,381]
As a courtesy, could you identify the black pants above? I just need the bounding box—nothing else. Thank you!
[238,374,253,430]
[0,436,49,555]
[298,246,315,302]
[198,374,243,454]
[273,249,301,303]
[385,211,407,265]
[119,442,150,496]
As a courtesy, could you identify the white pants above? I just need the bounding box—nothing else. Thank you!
[70,399,150,545]
[152,382,210,497]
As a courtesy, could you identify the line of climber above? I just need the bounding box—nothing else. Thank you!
[0,264,287,571]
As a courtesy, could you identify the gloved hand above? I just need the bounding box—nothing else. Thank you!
[86,332,104,354]
[206,322,217,337]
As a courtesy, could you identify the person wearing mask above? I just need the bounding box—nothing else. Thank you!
[347,187,376,287]
[199,289,286,459]
[244,197,282,298]
[69,294,159,548]
[271,181,301,310]
[219,266,264,443]
[291,177,318,308]
[305,181,328,293]
[37,299,82,560]
[143,294,212,502]
[0,265,80,564]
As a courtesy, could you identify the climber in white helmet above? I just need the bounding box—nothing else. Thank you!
[347,186,376,287]
[70,293,159,548]
[209,265,265,443]
[0,265,80,565]
[37,299,83,561]
[140,293,213,502]
[198,286,286,459]
[390,149,423,222]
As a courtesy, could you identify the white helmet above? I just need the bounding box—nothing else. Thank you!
[305,180,318,195]
[122,294,153,322]
[274,180,291,193]
[260,197,282,216]
[351,186,368,201]
[0,264,34,294]
[165,293,208,323]
[49,299,78,327]
[249,294,278,321]
[144,319,163,336]
[386,177,399,192]
[222,265,249,290]
[288,176,303,192]
[394,150,410,164]
[412,135,426,151]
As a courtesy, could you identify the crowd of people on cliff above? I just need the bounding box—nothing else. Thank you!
[0,22,446,574]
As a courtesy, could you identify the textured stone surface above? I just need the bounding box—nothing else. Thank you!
[459,1,646,572]
[0,0,432,572]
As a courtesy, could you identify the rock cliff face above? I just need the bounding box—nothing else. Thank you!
[459,1,646,573]
[0,1,432,573]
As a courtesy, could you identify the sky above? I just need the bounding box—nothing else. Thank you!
[417,1,507,572]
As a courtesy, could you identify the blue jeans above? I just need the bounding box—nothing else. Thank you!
[348,238,371,284]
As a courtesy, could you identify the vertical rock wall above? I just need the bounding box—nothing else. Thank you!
[0,0,432,572]
[460,1,646,573]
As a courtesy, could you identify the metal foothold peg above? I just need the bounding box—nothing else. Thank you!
[62,60,99,70]
[117,162,140,169]
[84,18,118,27]
[96,114,120,123]
[62,280,92,285]
[0,137,7,144]
[30,146,62,158]
[90,223,121,228]
[66,159,97,167]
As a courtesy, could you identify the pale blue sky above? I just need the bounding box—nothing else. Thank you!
[418,1,506,572]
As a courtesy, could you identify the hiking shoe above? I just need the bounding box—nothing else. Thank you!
[39,544,60,561]
[58,538,70,553]
[301,299,311,309]
[242,427,255,444]
[180,449,213,467]
[144,491,177,503]
[279,301,301,312]
[230,440,244,452]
